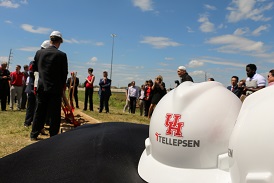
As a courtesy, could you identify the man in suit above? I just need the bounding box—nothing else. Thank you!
[30,31,68,140]
[98,71,111,113]
[0,61,11,111]
[66,72,79,108]
[227,76,242,98]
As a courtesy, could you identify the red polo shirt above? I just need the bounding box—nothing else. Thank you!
[10,71,24,86]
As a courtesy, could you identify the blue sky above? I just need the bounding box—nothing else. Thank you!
[0,0,274,88]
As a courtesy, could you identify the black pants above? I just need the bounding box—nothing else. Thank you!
[99,92,110,112]
[0,87,9,111]
[31,91,61,138]
[21,85,27,109]
[129,97,137,114]
[24,93,36,126]
[144,99,151,116]
[84,88,93,110]
[69,88,79,108]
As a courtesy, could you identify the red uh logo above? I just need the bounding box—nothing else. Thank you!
[165,113,184,137]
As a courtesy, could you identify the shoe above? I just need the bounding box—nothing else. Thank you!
[24,124,30,128]
[30,137,38,141]
[76,106,79,109]
[90,109,93,111]
[1,109,7,111]
[40,128,48,136]
[83,108,87,111]
[98,110,102,113]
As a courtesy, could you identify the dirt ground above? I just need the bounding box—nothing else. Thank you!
[41,108,100,138]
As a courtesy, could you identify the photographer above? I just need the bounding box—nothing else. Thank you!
[148,75,166,118]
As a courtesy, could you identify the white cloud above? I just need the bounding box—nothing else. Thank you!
[5,20,12,24]
[87,57,97,65]
[95,42,104,46]
[190,58,245,67]
[18,47,39,52]
[21,24,51,34]
[20,0,28,4]
[159,62,168,66]
[91,57,97,62]
[0,56,9,62]
[198,14,215,33]
[164,57,174,61]
[206,34,266,54]
[65,39,90,44]
[0,0,19,8]
[252,24,270,36]
[186,26,194,33]
[233,27,250,35]
[190,70,205,76]
[204,4,216,10]
[188,60,204,68]
[132,0,153,11]
[227,0,273,22]
[140,36,182,49]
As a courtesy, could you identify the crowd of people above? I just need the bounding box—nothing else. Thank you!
[0,31,113,141]
[0,30,273,140]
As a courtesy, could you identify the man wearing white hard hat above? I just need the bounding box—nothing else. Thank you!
[30,31,68,140]
[177,65,193,84]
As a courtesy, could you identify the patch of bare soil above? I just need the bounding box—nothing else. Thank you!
[41,108,99,138]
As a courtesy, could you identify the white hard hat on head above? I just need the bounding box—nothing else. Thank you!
[138,81,242,183]
[229,86,274,183]
[50,30,63,43]
[41,40,50,49]
[178,65,186,70]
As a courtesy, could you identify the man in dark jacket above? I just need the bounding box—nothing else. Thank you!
[0,61,11,111]
[98,71,111,113]
[227,76,243,98]
[177,66,193,84]
[30,31,68,140]
[66,72,79,108]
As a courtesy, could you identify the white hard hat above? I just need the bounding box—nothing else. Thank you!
[50,30,63,42]
[41,40,50,49]
[138,81,242,183]
[229,86,274,183]
[178,65,186,70]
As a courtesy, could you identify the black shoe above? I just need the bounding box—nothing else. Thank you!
[76,106,79,109]
[90,109,93,111]
[83,108,87,111]
[24,124,31,128]
[1,109,7,111]
[98,110,102,113]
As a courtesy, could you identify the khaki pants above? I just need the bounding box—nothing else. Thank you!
[10,85,23,110]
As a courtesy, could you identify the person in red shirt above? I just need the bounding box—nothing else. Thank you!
[144,79,153,117]
[84,68,95,111]
[10,65,25,110]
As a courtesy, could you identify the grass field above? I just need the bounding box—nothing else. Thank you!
[0,90,150,158]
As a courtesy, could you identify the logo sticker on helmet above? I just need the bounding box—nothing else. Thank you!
[155,113,200,147]
[165,113,184,137]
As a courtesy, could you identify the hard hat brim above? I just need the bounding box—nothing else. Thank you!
[138,149,231,183]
